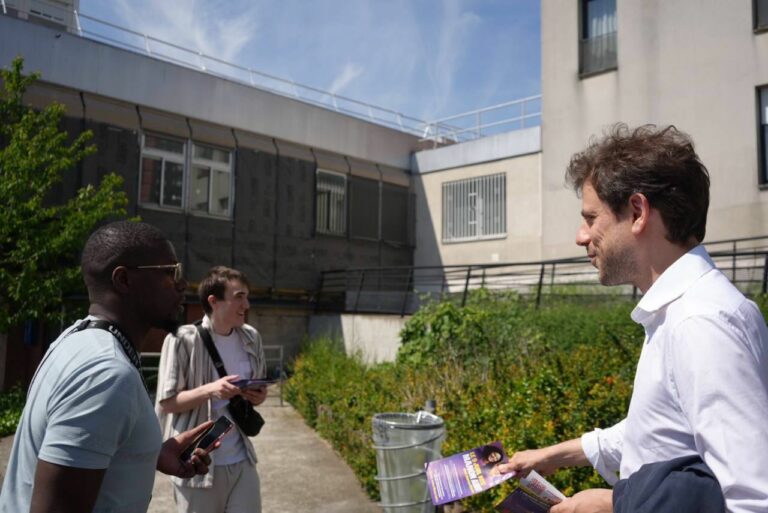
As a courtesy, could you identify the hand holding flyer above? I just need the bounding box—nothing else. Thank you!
[425,441,566,512]
[425,441,516,506]
[495,470,566,513]
[230,378,278,390]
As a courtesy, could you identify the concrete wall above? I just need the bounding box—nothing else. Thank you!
[412,128,542,267]
[250,309,310,365]
[308,314,409,364]
[541,1,768,259]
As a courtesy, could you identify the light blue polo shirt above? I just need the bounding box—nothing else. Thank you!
[0,319,162,512]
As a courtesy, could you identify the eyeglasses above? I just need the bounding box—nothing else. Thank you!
[129,262,184,282]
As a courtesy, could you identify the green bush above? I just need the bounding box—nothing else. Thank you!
[286,291,645,511]
[0,385,26,437]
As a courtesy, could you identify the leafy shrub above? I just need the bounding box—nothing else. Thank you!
[0,385,26,437]
[286,292,645,511]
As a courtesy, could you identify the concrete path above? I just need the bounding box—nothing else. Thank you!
[1,387,381,513]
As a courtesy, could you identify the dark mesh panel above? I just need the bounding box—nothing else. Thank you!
[381,183,409,244]
[349,176,379,240]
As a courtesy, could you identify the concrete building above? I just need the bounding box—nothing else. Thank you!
[412,127,542,267]
[540,0,768,258]
[414,0,768,267]
[0,8,423,385]
[2,1,768,378]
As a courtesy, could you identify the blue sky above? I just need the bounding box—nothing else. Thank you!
[79,0,540,122]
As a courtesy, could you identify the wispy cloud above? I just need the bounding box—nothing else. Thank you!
[81,0,540,121]
[428,0,482,116]
[110,0,258,62]
[329,63,364,95]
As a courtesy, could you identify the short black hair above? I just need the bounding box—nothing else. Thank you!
[198,266,250,315]
[566,124,710,244]
[81,221,169,295]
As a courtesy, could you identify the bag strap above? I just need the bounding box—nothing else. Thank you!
[194,320,230,380]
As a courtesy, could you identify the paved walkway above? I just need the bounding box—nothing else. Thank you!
[0,387,381,512]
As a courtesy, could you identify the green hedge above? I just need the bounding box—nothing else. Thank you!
[286,291,647,511]
[0,385,25,437]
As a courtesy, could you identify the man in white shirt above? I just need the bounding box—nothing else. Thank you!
[156,266,267,513]
[498,125,768,513]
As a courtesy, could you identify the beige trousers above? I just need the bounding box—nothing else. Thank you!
[174,460,261,513]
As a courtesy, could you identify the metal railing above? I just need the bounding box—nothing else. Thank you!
[420,95,542,146]
[2,1,541,144]
[262,345,286,407]
[579,31,617,76]
[316,236,768,315]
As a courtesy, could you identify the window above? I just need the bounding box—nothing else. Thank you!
[140,134,185,209]
[315,170,346,236]
[757,0,768,31]
[760,87,768,184]
[139,133,234,217]
[190,143,232,216]
[442,173,506,243]
[580,0,617,76]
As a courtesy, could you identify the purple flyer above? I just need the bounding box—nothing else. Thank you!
[425,441,515,505]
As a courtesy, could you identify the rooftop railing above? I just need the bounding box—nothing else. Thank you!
[420,95,542,146]
[1,0,539,144]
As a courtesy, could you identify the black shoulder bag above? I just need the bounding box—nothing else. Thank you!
[195,322,265,436]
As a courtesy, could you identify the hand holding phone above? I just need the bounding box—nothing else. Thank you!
[180,415,234,462]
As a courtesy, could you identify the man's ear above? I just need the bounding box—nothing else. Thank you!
[112,266,131,294]
[628,192,651,235]
[207,294,217,309]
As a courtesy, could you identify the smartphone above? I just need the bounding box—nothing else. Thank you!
[180,415,234,462]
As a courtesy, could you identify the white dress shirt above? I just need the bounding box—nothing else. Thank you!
[581,245,768,513]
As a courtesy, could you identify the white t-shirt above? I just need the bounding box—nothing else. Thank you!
[0,318,162,513]
[211,330,251,465]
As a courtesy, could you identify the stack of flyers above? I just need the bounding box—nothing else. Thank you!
[495,470,566,513]
[425,441,515,506]
[230,378,279,390]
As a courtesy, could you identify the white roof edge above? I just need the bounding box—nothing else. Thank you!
[411,126,542,174]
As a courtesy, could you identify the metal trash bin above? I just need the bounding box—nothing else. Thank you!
[372,411,446,513]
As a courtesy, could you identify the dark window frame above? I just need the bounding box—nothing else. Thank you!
[758,86,768,187]
[754,0,768,33]
[578,0,618,78]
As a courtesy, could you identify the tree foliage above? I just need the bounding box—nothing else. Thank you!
[0,56,129,332]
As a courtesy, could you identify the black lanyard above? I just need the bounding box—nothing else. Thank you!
[81,320,148,394]
[28,318,150,398]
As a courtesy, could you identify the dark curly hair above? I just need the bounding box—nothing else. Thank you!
[199,266,250,314]
[565,124,710,245]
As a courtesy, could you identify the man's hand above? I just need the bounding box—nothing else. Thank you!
[497,438,589,477]
[242,385,267,406]
[550,489,612,513]
[497,447,559,477]
[157,421,218,478]
[205,375,241,400]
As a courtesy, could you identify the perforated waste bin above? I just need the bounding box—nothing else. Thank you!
[372,411,446,513]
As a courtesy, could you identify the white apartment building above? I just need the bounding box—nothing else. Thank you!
[415,0,768,268]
